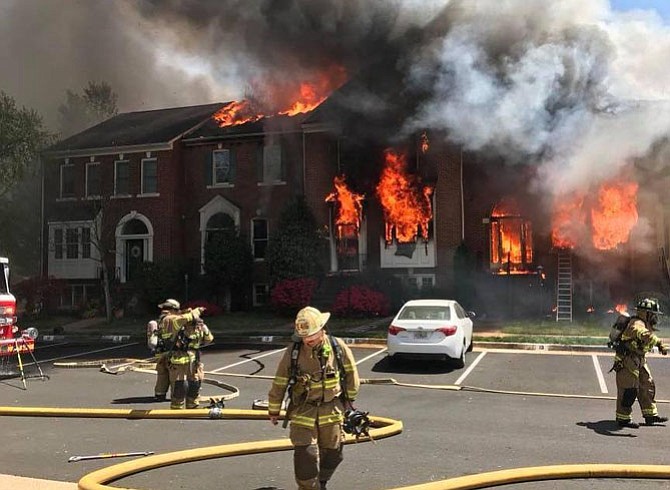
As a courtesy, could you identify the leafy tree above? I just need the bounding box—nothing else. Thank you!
[204,229,254,311]
[0,92,53,276]
[0,91,53,198]
[58,81,118,137]
[265,196,325,284]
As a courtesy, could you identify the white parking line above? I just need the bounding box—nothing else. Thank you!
[355,347,387,365]
[210,348,286,372]
[592,354,608,394]
[454,351,487,386]
[27,343,140,366]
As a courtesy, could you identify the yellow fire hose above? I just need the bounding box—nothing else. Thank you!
[34,359,670,488]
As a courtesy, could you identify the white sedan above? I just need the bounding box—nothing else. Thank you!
[386,299,474,368]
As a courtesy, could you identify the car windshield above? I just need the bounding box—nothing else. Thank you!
[399,306,451,320]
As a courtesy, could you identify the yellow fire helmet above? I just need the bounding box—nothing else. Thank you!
[295,306,331,338]
[158,298,180,310]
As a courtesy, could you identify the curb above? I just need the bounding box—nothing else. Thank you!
[37,334,612,352]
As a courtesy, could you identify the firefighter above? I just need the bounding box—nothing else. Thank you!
[613,297,669,428]
[153,299,204,408]
[178,316,214,409]
[268,306,360,490]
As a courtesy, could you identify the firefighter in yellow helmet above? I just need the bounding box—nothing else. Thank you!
[613,297,669,428]
[153,299,205,408]
[268,306,360,490]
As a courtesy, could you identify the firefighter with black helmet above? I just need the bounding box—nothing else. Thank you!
[153,299,204,408]
[268,306,360,490]
[613,297,669,428]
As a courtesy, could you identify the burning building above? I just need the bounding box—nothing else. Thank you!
[37,1,670,318]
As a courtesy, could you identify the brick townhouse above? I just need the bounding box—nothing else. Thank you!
[41,98,670,317]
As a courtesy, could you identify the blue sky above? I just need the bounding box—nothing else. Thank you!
[610,0,670,21]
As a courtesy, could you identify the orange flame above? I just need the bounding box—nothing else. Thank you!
[325,175,365,239]
[551,193,586,249]
[213,65,347,127]
[490,198,533,274]
[615,304,628,314]
[376,149,434,244]
[420,131,429,154]
[591,181,638,250]
[550,178,638,251]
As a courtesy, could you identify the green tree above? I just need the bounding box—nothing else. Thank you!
[204,229,254,311]
[0,91,52,198]
[265,196,325,284]
[0,92,53,277]
[58,81,118,137]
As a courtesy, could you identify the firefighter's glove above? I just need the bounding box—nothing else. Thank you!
[658,343,668,356]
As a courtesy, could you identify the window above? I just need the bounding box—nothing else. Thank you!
[206,213,235,244]
[114,160,130,195]
[253,284,269,306]
[54,228,63,259]
[490,197,534,274]
[141,158,157,194]
[66,228,79,259]
[252,218,268,260]
[212,149,235,185]
[257,144,285,183]
[81,227,91,259]
[60,163,75,198]
[86,163,101,197]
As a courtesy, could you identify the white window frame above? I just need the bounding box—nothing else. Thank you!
[212,149,234,187]
[140,157,158,196]
[59,162,75,199]
[114,160,131,197]
[85,162,101,198]
[253,283,269,306]
[258,144,285,186]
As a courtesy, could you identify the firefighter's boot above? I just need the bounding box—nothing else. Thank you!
[644,415,668,426]
[617,420,640,428]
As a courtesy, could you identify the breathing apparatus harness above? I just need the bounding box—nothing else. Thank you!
[283,334,371,438]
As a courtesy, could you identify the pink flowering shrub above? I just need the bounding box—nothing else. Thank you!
[332,285,390,317]
[270,278,318,312]
[182,300,224,316]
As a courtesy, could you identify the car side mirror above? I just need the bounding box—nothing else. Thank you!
[467,311,476,318]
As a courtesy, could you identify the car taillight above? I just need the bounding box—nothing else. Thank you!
[437,326,457,336]
[388,325,406,336]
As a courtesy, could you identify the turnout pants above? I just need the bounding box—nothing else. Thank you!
[154,354,170,399]
[169,357,204,409]
[615,353,658,422]
[289,400,344,490]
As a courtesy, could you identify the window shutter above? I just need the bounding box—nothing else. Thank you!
[229,147,236,182]
[204,150,213,186]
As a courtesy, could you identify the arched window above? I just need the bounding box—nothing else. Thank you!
[122,219,149,235]
[206,212,235,244]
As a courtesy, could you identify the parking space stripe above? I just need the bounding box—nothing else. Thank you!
[454,351,487,385]
[210,348,286,372]
[592,354,608,394]
[355,347,387,365]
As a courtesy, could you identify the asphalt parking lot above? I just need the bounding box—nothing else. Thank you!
[2,340,670,489]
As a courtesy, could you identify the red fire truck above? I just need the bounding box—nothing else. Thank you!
[0,257,17,340]
[0,257,37,354]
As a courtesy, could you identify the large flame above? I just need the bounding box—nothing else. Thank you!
[213,65,347,127]
[591,181,638,250]
[550,178,638,250]
[490,198,533,274]
[551,193,586,249]
[325,175,365,239]
[376,149,434,244]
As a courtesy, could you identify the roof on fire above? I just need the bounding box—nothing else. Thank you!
[45,102,227,155]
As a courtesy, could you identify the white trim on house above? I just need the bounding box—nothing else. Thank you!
[198,196,241,272]
[115,211,154,283]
